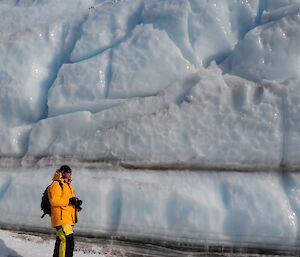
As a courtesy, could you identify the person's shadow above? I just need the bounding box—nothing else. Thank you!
[0,238,23,257]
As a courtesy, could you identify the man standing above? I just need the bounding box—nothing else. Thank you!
[48,165,82,257]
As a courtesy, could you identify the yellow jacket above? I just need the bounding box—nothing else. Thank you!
[47,171,77,228]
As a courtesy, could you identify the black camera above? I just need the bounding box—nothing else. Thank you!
[69,197,83,209]
[76,199,83,207]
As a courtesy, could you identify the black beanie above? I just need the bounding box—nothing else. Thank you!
[59,165,72,173]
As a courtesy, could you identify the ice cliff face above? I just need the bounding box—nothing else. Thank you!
[1,1,300,250]
[1,0,300,169]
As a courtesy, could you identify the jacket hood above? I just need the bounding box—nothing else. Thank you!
[52,170,72,183]
[52,170,61,181]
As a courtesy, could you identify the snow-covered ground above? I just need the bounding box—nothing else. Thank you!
[1,0,300,254]
[0,228,298,257]
[0,229,118,257]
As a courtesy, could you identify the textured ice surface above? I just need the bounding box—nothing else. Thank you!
[0,168,299,247]
[70,0,142,62]
[222,5,300,83]
[108,24,195,98]
[28,66,283,167]
[140,0,259,67]
[1,0,300,168]
[0,0,90,155]
[48,51,111,117]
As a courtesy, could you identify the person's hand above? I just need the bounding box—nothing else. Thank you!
[69,197,83,209]
[69,197,77,206]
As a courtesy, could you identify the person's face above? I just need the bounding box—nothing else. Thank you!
[63,171,72,179]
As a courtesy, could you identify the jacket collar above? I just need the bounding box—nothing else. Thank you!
[62,177,72,183]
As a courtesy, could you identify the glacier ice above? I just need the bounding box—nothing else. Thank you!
[0,0,300,250]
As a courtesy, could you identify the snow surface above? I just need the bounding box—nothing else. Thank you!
[0,229,114,257]
[0,0,300,252]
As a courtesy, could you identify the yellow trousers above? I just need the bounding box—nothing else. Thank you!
[54,225,74,257]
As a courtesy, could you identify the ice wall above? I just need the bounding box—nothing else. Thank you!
[1,1,300,250]
[0,168,299,248]
[1,0,300,169]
